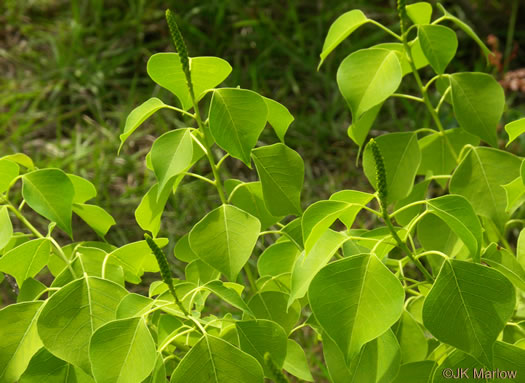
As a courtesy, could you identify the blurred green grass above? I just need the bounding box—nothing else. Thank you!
[1,1,525,380]
[1,0,524,254]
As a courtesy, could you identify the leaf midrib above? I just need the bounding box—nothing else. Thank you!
[447,261,491,364]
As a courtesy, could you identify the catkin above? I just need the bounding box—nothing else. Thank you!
[145,233,173,287]
[165,9,193,92]
[369,139,388,209]
[145,233,189,316]
[264,352,289,383]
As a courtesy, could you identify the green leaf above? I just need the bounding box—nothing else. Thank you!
[209,88,268,166]
[1,153,34,170]
[518,229,525,270]
[418,25,457,74]
[67,174,97,204]
[450,73,505,147]
[323,329,401,383]
[482,243,525,291]
[229,181,283,230]
[393,311,428,363]
[203,280,253,315]
[118,98,168,153]
[436,3,492,59]
[251,143,304,216]
[186,259,220,284]
[248,291,301,334]
[505,118,525,146]
[37,276,128,372]
[392,361,436,383]
[337,48,402,119]
[417,214,468,265]
[263,97,294,143]
[136,178,183,237]
[319,10,369,68]
[116,293,155,319]
[142,355,167,383]
[0,159,19,193]
[104,238,168,283]
[422,260,515,366]
[322,335,352,383]
[258,241,300,277]
[363,132,421,204]
[18,278,47,303]
[22,169,74,237]
[151,129,194,197]
[394,180,430,226]
[301,191,372,255]
[330,190,375,227]
[170,335,264,383]
[0,238,51,286]
[502,176,525,213]
[426,195,482,261]
[406,2,433,24]
[417,129,479,177]
[0,206,13,251]
[373,39,428,76]
[349,329,401,383]
[90,317,157,383]
[450,146,521,229]
[0,301,44,383]
[73,203,115,238]
[347,104,382,148]
[19,349,94,383]
[289,230,347,306]
[147,53,232,111]
[283,339,313,382]
[189,204,261,281]
[236,319,288,377]
[493,341,525,377]
[308,254,404,361]
[173,233,198,263]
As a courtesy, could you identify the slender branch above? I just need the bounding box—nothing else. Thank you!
[423,74,441,92]
[184,172,215,186]
[415,127,438,135]
[382,210,434,282]
[165,105,196,119]
[435,86,451,113]
[390,200,426,217]
[369,20,402,41]
[392,93,424,103]
[216,154,230,170]
[5,203,42,238]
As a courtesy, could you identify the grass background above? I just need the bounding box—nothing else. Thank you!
[1,0,525,379]
[2,0,524,245]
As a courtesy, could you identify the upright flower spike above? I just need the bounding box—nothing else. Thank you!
[369,139,388,210]
[144,233,189,316]
[165,9,193,94]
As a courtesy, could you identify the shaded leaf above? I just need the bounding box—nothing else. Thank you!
[209,88,268,166]
[252,143,304,216]
[189,204,260,281]
[309,254,404,361]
